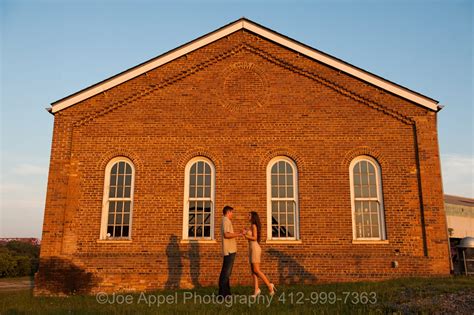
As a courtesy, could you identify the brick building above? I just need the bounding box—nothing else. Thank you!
[35,18,450,295]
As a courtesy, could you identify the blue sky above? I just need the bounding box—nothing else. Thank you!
[1,0,472,238]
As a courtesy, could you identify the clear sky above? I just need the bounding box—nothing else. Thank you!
[1,0,472,238]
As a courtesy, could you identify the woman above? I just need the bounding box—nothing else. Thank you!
[243,211,276,297]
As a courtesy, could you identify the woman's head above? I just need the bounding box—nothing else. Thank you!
[249,211,261,243]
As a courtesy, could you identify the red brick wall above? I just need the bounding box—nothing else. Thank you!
[34,30,449,296]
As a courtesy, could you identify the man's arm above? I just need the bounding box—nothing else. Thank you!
[224,231,241,239]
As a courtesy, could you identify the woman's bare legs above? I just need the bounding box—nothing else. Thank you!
[251,263,272,290]
[251,264,259,294]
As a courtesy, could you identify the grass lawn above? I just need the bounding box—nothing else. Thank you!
[0,276,473,314]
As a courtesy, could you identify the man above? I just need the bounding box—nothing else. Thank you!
[218,205,241,298]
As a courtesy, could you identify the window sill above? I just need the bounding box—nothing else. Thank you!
[265,240,302,245]
[96,239,132,244]
[180,239,217,244]
[352,240,389,244]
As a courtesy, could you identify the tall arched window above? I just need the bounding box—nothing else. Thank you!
[182,157,215,240]
[267,157,299,240]
[100,157,135,240]
[349,156,386,240]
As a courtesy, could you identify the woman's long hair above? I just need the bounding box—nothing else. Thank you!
[250,211,261,243]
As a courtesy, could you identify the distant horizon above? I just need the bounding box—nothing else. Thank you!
[1,0,472,238]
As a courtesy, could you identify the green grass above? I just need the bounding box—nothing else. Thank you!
[0,276,473,314]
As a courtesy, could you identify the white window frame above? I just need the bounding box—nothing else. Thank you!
[100,157,135,240]
[182,157,216,240]
[266,156,300,241]
[349,156,386,241]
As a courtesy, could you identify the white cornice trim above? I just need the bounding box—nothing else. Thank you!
[51,18,439,113]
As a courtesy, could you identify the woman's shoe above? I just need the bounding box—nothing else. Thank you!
[251,288,261,298]
[269,283,277,296]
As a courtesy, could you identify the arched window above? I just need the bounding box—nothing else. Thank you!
[267,157,299,240]
[100,157,135,240]
[350,156,386,240]
[182,157,215,240]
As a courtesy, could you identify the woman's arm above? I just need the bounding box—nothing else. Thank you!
[244,224,258,241]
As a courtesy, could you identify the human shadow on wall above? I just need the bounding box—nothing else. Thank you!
[189,240,201,288]
[267,249,317,284]
[35,256,98,295]
[164,235,183,289]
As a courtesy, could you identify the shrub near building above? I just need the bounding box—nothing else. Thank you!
[0,241,40,278]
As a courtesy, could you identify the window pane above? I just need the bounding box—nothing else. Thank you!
[117,202,123,213]
[271,175,277,185]
[204,226,210,237]
[124,201,131,212]
[361,173,368,185]
[122,226,129,237]
[354,184,361,198]
[197,187,203,198]
[197,175,203,185]
[278,161,285,173]
[272,187,278,198]
[204,187,210,198]
[125,175,131,186]
[190,164,196,175]
[371,225,380,238]
[271,163,278,174]
[109,187,116,198]
[190,186,196,198]
[125,163,132,174]
[204,163,210,174]
[108,214,114,225]
[196,226,203,238]
[117,187,123,198]
[279,213,286,224]
[287,225,294,238]
[272,226,279,238]
[189,213,195,224]
[279,187,286,198]
[110,175,117,186]
[114,226,121,238]
[115,214,122,224]
[368,162,375,174]
[190,175,196,185]
[119,162,125,174]
[188,227,195,238]
[361,186,369,197]
[204,201,211,212]
[109,202,115,213]
[279,175,286,186]
[107,226,114,237]
[272,214,279,225]
[363,226,371,238]
[286,174,293,186]
[205,174,211,186]
[287,213,294,224]
[354,174,360,185]
[369,185,377,198]
[111,164,118,175]
[124,187,131,198]
[204,214,211,224]
[197,162,203,174]
[123,214,130,224]
[360,161,367,174]
[286,163,293,174]
[287,187,294,198]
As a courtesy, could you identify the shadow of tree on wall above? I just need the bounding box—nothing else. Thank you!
[164,235,183,289]
[267,249,317,285]
[35,256,98,295]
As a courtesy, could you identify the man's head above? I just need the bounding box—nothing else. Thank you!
[223,205,234,219]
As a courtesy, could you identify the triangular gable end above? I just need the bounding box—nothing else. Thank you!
[50,18,439,113]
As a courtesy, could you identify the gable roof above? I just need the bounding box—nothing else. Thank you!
[50,18,440,114]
